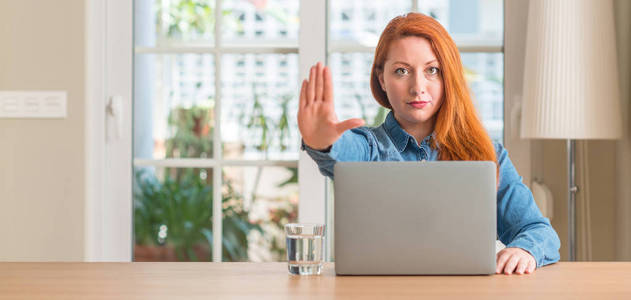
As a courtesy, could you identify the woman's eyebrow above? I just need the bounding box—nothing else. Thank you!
[391,60,438,67]
[392,61,411,66]
[424,59,438,65]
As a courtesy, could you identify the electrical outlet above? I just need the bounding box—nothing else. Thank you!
[0,91,67,118]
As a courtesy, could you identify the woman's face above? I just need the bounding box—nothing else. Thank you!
[378,36,444,130]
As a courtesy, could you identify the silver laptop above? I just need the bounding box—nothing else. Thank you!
[333,161,496,275]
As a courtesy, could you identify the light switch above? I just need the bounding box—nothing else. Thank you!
[24,97,39,112]
[2,97,18,112]
[0,91,67,118]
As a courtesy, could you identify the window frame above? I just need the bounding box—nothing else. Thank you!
[85,0,133,262]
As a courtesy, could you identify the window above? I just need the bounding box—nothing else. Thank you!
[129,0,504,263]
[133,0,300,262]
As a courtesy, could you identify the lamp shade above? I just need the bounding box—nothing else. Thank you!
[521,0,622,139]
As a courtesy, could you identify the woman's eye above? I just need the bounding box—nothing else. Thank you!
[427,67,440,76]
[395,68,409,75]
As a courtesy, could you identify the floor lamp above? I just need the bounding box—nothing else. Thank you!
[520,0,622,261]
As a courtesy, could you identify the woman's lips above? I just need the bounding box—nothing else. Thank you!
[408,101,431,109]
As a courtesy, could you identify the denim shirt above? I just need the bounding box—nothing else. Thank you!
[302,111,561,268]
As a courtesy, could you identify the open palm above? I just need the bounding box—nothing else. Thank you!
[298,62,364,150]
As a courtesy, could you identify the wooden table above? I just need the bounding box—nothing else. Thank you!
[1,262,630,299]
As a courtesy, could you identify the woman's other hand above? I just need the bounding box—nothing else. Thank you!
[298,62,365,150]
[496,247,536,275]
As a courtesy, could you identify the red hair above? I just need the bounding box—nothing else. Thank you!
[370,13,498,182]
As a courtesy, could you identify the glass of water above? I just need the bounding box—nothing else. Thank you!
[284,223,325,275]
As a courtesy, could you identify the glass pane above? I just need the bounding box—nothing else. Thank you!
[133,166,214,262]
[329,52,387,127]
[150,0,217,46]
[134,54,215,160]
[329,0,411,47]
[222,167,298,262]
[328,52,503,142]
[221,54,300,160]
[462,52,503,143]
[417,0,503,46]
[222,0,299,46]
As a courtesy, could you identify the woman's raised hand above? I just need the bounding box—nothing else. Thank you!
[298,62,365,150]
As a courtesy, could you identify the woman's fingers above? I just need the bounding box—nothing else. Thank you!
[307,65,316,102]
[336,118,365,134]
[315,62,323,102]
[495,251,509,274]
[496,248,536,275]
[515,258,528,274]
[526,258,536,274]
[503,255,520,275]
[323,65,334,102]
[303,62,333,105]
[299,80,308,109]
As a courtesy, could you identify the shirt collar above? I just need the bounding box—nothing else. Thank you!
[383,111,435,152]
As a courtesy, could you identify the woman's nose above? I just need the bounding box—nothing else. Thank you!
[409,77,428,96]
[409,88,426,96]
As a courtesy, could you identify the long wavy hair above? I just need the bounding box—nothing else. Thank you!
[370,12,498,182]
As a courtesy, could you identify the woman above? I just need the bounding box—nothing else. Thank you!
[297,13,560,275]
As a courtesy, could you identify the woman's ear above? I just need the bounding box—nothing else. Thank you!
[377,69,386,92]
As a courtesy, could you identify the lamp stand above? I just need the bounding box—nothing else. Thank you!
[567,139,579,261]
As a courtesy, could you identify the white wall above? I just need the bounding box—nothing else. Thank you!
[0,0,85,261]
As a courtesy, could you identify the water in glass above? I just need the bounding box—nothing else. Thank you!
[286,233,324,275]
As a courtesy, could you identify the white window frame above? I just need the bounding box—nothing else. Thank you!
[85,0,133,262]
[86,0,529,262]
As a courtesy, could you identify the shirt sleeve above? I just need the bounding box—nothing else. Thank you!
[301,127,373,179]
[495,142,561,268]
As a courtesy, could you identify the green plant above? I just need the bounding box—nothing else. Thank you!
[266,196,298,259]
[156,0,222,40]
[156,0,294,42]
[134,167,262,261]
[245,89,273,153]
[277,94,292,151]
[240,84,295,154]
[165,106,213,158]
[237,86,299,260]
[372,106,389,127]
[134,88,299,262]
[134,168,202,260]
[134,105,262,261]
